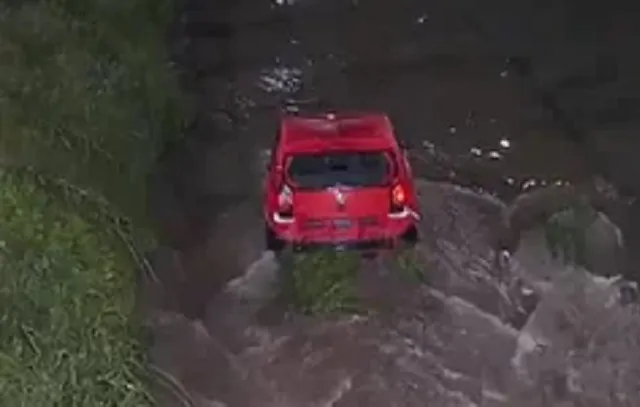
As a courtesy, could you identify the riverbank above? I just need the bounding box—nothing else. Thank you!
[0,1,184,405]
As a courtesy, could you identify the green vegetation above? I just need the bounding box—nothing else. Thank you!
[0,0,185,405]
[280,250,361,316]
[280,247,426,316]
[0,171,151,406]
[0,0,186,224]
[544,200,597,265]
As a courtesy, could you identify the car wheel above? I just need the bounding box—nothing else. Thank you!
[401,225,419,245]
[265,224,285,253]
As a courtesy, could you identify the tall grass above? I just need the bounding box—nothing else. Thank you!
[279,247,426,316]
[0,171,152,406]
[280,250,361,316]
[0,0,185,405]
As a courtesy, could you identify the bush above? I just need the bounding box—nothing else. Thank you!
[280,249,361,316]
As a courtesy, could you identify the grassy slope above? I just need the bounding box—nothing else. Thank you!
[0,0,184,405]
[0,0,185,223]
[0,172,151,406]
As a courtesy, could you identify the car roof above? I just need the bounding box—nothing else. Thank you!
[278,112,399,154]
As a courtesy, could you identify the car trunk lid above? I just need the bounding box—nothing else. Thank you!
[292,186,390,237]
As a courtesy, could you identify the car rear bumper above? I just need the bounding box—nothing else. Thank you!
[290,239,395,252]
[267,208,418,247]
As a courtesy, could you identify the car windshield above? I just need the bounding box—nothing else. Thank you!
[286,151,391,189]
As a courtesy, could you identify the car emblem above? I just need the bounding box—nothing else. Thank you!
[333,188,346,210]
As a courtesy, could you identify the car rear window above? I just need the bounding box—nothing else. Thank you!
[286,151,391,189]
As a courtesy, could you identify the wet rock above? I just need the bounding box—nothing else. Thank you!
[223,251,281,302]
[513,209,625,284]
[412,181,522,324]
[508,207,639,405]
[582,212,625,277]
[510,268,640,406]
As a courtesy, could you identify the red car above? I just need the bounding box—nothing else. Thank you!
[263,112,420,252]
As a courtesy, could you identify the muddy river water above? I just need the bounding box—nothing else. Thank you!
[143,0,640,405]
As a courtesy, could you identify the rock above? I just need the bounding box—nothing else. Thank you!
[223,251,280,302]
[513,209,625,287]
[582,211,625,277]
[510,266,640,405]
[412,181,516,320]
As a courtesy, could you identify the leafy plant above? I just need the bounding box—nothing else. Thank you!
[280,249,361,316]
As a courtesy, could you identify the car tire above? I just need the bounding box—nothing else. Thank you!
[265,224,286,253]
[401,225,419,245]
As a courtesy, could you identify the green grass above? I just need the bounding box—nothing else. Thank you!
[280,247,426,316]
[281,250,361,316]
[0,0,187,225]
[0,0,185,405]
[0,171,152,406]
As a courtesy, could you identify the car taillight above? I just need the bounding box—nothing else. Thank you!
[390,183,406,212]
[277,184,293,216]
